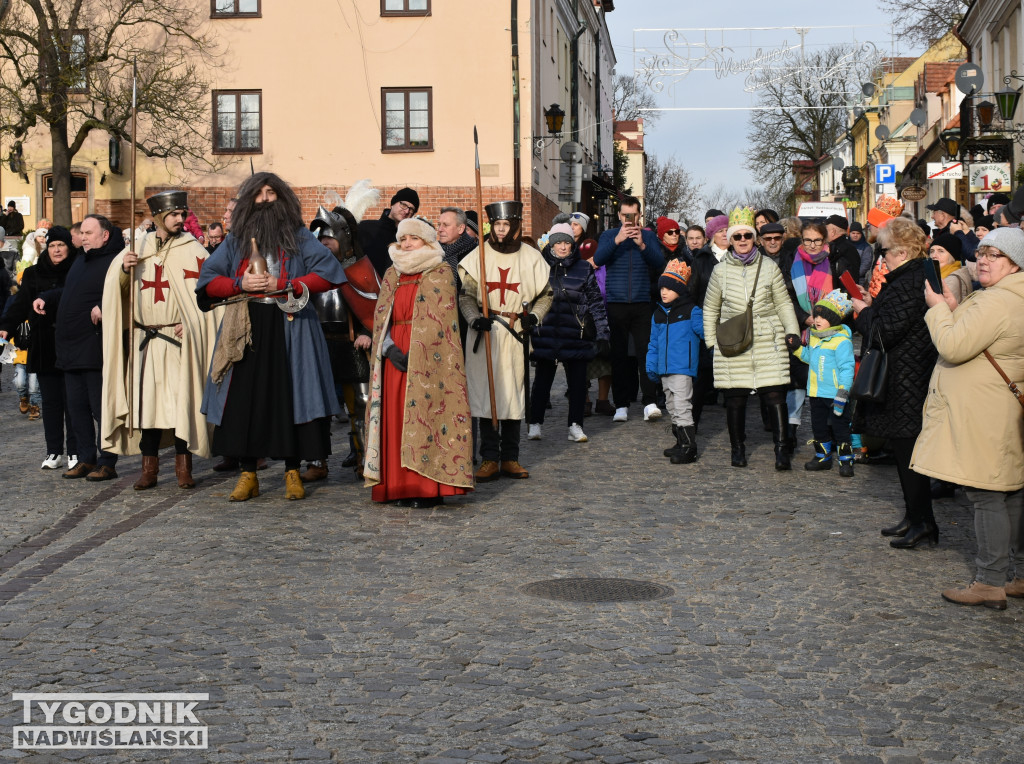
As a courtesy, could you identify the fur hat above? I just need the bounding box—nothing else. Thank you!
[705,214,729,240]
[396,215,437,244]
[658,259,692,292]
[726,206,757,241]
[930,232,962,261]
[979,227,1024,270]
[866,194,904,228]
[547,223,574,247]
[390,187,420,213]
[814,288,852,326]
[657,216,681,240]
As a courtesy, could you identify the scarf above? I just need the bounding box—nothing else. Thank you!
[791,244,833,316]
[733,247,758,265]
[440,231,477,274]
[389,241,444,275]
[711,242,729,261]
[939,260,960,280]
[810,325,843,340]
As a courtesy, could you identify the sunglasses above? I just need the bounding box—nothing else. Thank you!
[731,232,754,241]
[761,235,783,242]
[664,230,681,236]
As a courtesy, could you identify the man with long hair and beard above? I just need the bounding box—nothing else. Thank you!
[196,172,345,501]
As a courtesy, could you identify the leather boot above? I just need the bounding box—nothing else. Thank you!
[890,520,939,549]
[663,425,682,458]
[941,581,1006,610]
[175,453,195,489]
[229,471,260,501]
[804,440,833,470]
[837,442,854,477]
[767,401,791,471]
[133,456,159,490]
[726,404,746,467]
[27,404,40,421]
[19,396,29,414]
[300,459,328,482]
[284,469,305,500]
[881,514,911,537]
[786,424,799,456]
[500,460,530,479]
[671,425,698,464]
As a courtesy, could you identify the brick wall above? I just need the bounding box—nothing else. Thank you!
[530,187,562,239]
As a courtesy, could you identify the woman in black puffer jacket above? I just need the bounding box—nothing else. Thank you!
[0,226,79,469]
[528,224,609,442]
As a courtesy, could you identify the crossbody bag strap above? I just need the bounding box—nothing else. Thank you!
[745,254,762,309]
[983,349,1024,409]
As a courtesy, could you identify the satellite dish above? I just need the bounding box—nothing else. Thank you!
[862,82,876,98]
[833,157,845,171]
[909,108,927,127]
[875,125,891,140]
[955,62,984,94]
[853,107,865,120]
[559,141,584,163]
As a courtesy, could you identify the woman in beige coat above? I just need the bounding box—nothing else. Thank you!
[704,207,799,470]
[912,227,1024,610]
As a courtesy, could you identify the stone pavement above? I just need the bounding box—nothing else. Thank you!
[0,363,1022,763]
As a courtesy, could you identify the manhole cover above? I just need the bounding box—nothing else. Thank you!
[520,577,673,603]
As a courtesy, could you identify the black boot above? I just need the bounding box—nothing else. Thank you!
[804,440,833,471]
[786,423,799,456]
[767,401,791,471]
[760,397,772,432]
[880,515,911,537]
[890,520,939,549]
[837,442,854,477]
[726,404,747,467]
[663,425,682,458]
[671,425,698,464]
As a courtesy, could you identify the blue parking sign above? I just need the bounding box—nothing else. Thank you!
[875,164,896,184]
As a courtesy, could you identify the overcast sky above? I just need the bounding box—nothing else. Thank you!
[604,0,919,208]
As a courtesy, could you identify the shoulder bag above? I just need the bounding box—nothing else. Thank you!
[717,255,762,358]
[983,350,1024,411]
[849,327,887,402]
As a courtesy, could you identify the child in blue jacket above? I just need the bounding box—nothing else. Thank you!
[786,289,856,476]
[646,260,704,464]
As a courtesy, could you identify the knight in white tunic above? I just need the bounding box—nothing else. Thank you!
[100,190,223,490]
[458,201,552,481]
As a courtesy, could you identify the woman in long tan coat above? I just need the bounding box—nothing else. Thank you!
[912,227,1024,610]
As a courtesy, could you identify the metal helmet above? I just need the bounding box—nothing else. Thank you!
[311,204,360,264]
[310,205,349,243]
[485,200,523,223]
[146,190,188,216]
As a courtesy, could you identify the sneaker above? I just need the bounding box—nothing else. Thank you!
[567,423,588,442]
[613,407,628,422]
[643,403,663,421]
[67,455,79,470]
[527,424,542,440]
[41,454,62,470]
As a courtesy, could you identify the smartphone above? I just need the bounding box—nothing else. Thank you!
[923,258,943,294]
[623,212,637,225]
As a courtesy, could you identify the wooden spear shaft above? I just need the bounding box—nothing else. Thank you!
[474,127,498,429]
[127,61,138,437]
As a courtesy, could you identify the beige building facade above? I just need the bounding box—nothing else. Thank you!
[0,0,615,239]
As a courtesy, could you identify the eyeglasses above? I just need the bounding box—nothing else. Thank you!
[732,232,754,241]
[802,238,824,245]
[761,235,783,242]
[397,202,416,213]
[976,247,1009,261]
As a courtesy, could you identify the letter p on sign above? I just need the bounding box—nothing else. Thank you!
[875,164,896,184]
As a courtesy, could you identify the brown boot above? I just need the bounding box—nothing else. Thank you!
[229,471,259,501]
[63,462,96,479]
[1005,578,1024,598]
[500,460,530,479]
[133,456,159,490]
[474,460,500,482]
[19,396,29,414]
[300,460,328,483]
[941,581,1007,610]
[175,453,195,489]
[212,456,239,472]
[27,404,40,421]
[284,469,305,500]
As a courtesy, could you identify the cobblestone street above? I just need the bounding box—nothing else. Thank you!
[0,365,1021,763]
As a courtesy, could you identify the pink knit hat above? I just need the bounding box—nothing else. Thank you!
[705,214,729,240]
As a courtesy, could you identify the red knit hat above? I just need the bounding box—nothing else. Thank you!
[657,216,681,240]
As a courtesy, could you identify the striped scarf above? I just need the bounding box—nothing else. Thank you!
[791,245,832,341]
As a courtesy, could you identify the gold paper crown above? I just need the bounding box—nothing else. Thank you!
[728,206,756,229]
[663,258,692,285]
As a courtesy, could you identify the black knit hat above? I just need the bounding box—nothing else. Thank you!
[390,187,419,213]
[812,304,842,327]
[931,232,962,260]
[825,214,849,230]
[46,225,73,249]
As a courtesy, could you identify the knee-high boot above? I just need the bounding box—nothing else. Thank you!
[726,404,747,467]
[767,401,791,471]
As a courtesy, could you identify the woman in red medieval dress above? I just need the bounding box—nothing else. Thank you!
[363,216,474,508]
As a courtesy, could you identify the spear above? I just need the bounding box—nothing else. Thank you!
[127,59,138,437]
[474,127,498,429]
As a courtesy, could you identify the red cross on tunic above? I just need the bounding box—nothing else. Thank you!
[141,264,170,304]
[485,267,520,305]
[183,255,205,281]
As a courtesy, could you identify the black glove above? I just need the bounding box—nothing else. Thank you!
[471,316,493,332]
[385,344,408,373]
[785,334,801,352]
[596,338,610,357]
[521,313,539,331]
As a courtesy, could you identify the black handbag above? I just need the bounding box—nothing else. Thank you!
[717,256,761,358]
[850,329,887,402]
[14,320,31,351]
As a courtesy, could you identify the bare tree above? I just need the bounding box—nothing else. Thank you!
[878,0,967,49]
[700,184,742,219]
[0,0,222,225]
[612,73,660,126]
[643,154,703,227]
[743,44,874,209]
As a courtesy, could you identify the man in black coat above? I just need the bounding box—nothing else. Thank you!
[357,187,419,277]
[47,214,124,481]
[824,215,861,285]
[3,201,24,237]
[926,197,979,261]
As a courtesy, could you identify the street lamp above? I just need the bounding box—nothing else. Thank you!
[940,128,961,159]
[533,103,566,157]
[996,87,1021,122]
[977,100,996,128]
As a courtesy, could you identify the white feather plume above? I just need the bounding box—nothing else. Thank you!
[342,179,380,224]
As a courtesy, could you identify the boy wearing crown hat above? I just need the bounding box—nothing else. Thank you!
[100,190,225,490]
[786,288,856,476]
[458,200,553,481]
[646,259,704,464]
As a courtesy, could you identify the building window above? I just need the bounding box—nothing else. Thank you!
[381,88,432,152]
[39,30,88,93]
[211,0,260,17]
[213,90,262,154]
[381,0,429,16]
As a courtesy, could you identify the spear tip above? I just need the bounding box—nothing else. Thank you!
[474,126,479,144]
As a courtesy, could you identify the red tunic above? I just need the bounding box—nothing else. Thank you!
[371,273,468,503]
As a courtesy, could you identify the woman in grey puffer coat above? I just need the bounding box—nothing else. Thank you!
[703,208,799,470]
